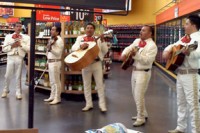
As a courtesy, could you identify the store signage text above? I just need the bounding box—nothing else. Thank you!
[70,7,94,21]
[42,14,59,21]
[36,4,60,22]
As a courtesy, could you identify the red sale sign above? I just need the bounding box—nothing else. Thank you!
[36,4,60,22]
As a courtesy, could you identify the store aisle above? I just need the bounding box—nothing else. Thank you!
[0,63,185,133]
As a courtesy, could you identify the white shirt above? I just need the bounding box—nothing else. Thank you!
[71,34,108,61]
[47,36,64,59]
[122,38,158,69]
[164,31,200,69]
[2,32,30,58]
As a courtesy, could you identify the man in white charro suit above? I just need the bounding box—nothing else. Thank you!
[163,15,200,133]
[121,25,158,127]
[44,25,64,105]
[1,22,30,100]
[72,23,108,112]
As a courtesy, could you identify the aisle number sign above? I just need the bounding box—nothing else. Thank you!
[36,4,60,22]
[61,6,94,21]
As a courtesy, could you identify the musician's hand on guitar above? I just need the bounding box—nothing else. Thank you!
[11,42,20,48]
[16,41,22,47]
[80,43,89,50]
[120,55,127,61]
[182,48,190,56]
[99,34,105,42]
[47,44,52,52]
[162,51,171,60]
[130,51,136,57]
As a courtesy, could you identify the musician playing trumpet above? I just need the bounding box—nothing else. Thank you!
[120,25,157,127]
[71,23,108,112]
[1,22,30,100]
[163,15,200,133]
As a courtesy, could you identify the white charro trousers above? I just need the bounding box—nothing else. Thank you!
[131,70,151,121]
[4,55,23,95]
[48,61,62,101]
[82,61,106,108]
[176,73,200,133]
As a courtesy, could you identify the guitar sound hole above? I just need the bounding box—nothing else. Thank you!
[72,54,78,58]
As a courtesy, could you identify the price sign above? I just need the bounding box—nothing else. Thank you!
[70,7,94,21]
[95,15,103,21]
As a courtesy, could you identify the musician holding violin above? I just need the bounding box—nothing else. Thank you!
[1,22,30,100]
[120,25,157,127]
[163,15,200,133]
[71,23,108,112]
[44,25,64,105]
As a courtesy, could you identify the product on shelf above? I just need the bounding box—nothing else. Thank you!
[107,24,145,61]
[156,19,184,66]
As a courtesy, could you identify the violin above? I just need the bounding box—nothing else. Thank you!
[47,36,58,52]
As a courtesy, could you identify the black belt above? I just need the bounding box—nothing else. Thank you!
[133,66,150,72]
[95,58,100,61]
[198,69,200,75]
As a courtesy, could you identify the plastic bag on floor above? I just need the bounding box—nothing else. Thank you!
[85,123,127,133]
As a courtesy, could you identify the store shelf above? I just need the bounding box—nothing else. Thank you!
[0,53,6,56]
[35,52,46,55]
[0,61,7,64]
[65,90,97,94]
[0,29,14,31]
[154,62,176,79]
[64,34,80,38]
[36,36,51,39]
[35,68,48,72]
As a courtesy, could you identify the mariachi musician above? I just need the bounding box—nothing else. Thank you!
[44,25,64,105]
[121,25,157,127]
[71,23,108,112]
[1,22,30,100]
[163,15,200,133]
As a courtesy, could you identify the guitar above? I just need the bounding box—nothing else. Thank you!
[165,41,198,71]
[64,30,113,71]
[121,46,140,70]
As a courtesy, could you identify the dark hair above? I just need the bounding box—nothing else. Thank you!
[14,22,22,27]
[86,23,96,30]
[53,26,61,35]
[187,15,200,30]
[144,25,154,37]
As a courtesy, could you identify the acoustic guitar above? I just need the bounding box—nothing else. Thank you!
[64,30,113,71]
[121,46,139,70]
[165,41,198,71]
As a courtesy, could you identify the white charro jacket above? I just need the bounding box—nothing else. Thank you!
[47,35,64,59]
[122,38,158,69]
[71,35,108,61]
[2,33,30,58]
[164,31,200,69]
